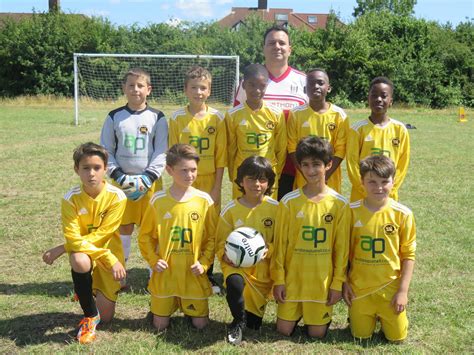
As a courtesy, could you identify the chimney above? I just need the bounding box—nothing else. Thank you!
[258,0,268,10]
[49,0,60,12]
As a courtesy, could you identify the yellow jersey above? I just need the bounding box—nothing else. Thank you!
[216,196,279,288]
[271,188,350,302]
[346,118,410,201]
[138,188,217,299]
[348,199,416,297]
[169,106,227,176]
[62,182,127,270]
[225,102,287,181]
[287,103,349,192]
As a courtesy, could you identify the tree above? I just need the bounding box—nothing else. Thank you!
[353,0,417,17]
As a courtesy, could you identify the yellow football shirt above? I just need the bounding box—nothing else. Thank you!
[346,118,410,201]
[225,102,287,182]
[287,103,349,192]
[62,182,127,270]
[271,188,350,302]
[138,188,217,299]
[216,196,279,289]
[169,106,227,176]
[348,198,416,297]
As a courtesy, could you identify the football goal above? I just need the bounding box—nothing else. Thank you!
[73,53,240,125]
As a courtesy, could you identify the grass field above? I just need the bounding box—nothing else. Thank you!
[0,98,473,353]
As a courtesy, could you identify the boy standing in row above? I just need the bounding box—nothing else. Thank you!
[100,68,168,282]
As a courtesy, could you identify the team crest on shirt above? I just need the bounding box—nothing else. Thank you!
[139,125,148,134]
[383,224,397,235]
[327,123,336,131]
[392,138,400,147]
[323,213,334,224]
[262,217,274,228]
[189,211,201,222]
[207,126,216,135]
[265,121,275,130]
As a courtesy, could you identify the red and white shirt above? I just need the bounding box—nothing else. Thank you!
[234,66,307,175]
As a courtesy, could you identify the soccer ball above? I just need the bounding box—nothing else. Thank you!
[225,227,266,268]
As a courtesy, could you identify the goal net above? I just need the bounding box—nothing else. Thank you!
[73,53,239,125]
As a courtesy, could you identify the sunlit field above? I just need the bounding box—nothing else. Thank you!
[0,98,472,353]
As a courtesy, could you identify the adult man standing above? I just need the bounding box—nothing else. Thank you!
[234,25,307,200]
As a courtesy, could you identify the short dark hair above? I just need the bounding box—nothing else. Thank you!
[73,142,108,168]
[360,155,396,179]
[307,68,329,80]
[184,66,212,87]
[295,136,333,165]
[122,68,151,86]
[235,156,276,196]
[166,144,200,167]
[369,76,394,94]
[263,24,290,45]
[243,63,269,81]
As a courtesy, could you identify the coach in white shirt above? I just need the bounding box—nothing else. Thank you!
[234,24,308,200]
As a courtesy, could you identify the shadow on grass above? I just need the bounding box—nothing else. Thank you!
[0,282,73,297]
[0,267,152,298]
[0,312,79,346]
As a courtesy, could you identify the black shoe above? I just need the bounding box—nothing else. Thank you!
[227,320,245,345]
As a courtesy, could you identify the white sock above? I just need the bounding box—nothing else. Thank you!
[120,234,132,262]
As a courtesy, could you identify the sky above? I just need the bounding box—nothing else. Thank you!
[0,0,472,27]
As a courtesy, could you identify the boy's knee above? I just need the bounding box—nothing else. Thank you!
[276,320,295,337]
[120,224,134,235]
[153,315,170,331]
[69,253,91,273]
[191,317,208,330]
[226,274,245,296]
[307,324,328,338]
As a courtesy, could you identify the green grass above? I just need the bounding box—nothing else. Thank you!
[0,99,473,353]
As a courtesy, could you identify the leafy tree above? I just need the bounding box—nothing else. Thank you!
[353,0,417,17]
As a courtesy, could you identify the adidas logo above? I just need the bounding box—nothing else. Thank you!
[163,212,172,219]
[239,119,247,126]
[78,208,88,215]
[354,220,363,227]
[235,219,244,227]
[187,304,196,311]
[302,121,310,127]
[364,135,374,142]
[323,312,330,319]
[182,126,190,133]
[296,211,304,218]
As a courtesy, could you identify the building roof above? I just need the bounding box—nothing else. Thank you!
[218,7,343,31]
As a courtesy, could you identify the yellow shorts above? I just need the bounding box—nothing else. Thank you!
[193,173,220,212]
[277,301,333,326]
[118,179,162,226]
[349,282,408,341]
[193,173,215,194]
[92,233,124,302]
[151,296,209,318]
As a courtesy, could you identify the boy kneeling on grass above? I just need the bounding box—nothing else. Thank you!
[43,142,127,344]
[343,155,416,342]
[138,144,217,331]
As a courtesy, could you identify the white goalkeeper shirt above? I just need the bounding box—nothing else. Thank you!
[100,104,168,180]
[234,66,307,113]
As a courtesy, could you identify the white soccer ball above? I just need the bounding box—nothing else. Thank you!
[225,227,266,268]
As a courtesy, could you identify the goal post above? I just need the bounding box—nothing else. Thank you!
[73,53,240,125]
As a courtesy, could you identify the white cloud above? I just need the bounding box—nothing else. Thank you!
[175,0,213,18]
[82,8,111,17]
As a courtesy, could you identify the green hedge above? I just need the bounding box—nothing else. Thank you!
[0,11,472,107]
